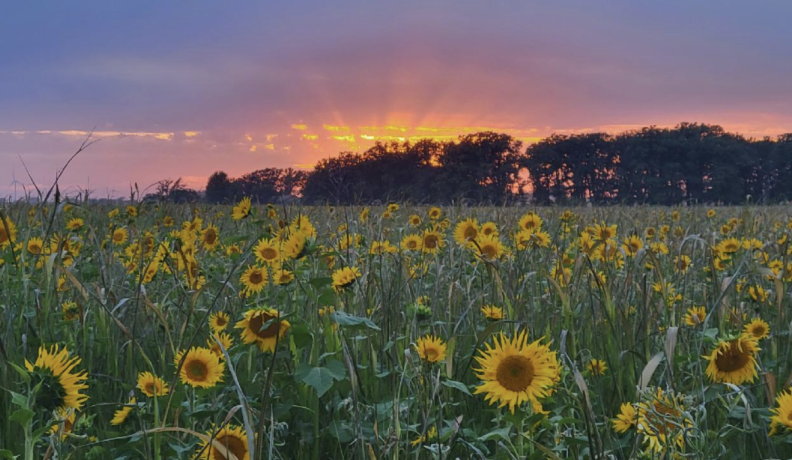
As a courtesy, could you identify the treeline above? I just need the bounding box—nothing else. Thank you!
[197,122,792,205]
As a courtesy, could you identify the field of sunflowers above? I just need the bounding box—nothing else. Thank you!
[2,200,792,459]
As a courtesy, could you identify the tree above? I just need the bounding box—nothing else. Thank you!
[205,171,234,203]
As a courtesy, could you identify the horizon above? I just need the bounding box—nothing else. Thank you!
[2,1,792,198]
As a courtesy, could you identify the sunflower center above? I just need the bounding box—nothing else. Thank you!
[30,243,42,254]
[186,360,208,381]
[216,317,227,327]
[424,235,438,249]
[407,241,418,249]
[752,325,765,337]
[212,434,247,460]
[248,270,264,285]
[481,244,497,259]
[249,313,279,339]
[496,355,535,392]
[205,230,217,245]
[145,382,157,396]
[715,341,751,372]
[0,228,8,244]
[464,227,478,239]
[425,348,439,361]
[260,247,277,260]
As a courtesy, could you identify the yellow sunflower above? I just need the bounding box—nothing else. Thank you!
[428,207,442,220]
[481,305,504,321]
[209,311,230,332]
[272,266,295,286]
[240,265,268,295]
[454,218,480,245]
[621,235,643,257]
[370,240,397,255]
[586,359,608,376]
[421,229,444,254]
[703,334,760,385]
[231,197,252,220]
[177,347,225,389]
[612,403,637,433]
[200,224,220,251]
[50,408,76,441]
[27,237,44,255]
[207,332,235,359]
[414,335,447,363]
[235,308,291,353]
[743,318,770,340]
[473,234,505,261]
[110,397,136,426]
[401,234,422,251]
[66,218,84,231]
[359,207,369,223]
[636,388,691,453]
[411,426,437,447]
[253,238,281,265]
[683,306,707,326]
[282,231,307,260]
[25,345,89,411]
[518,212,543,231]
[481,222,499,237]
[770,388,792,435]
[62,301,80,321]
[474,331,560,413]
[195,424,250,460]
[332,266,361,292]
[111,228,128,245]
[0,216,18,248]
[409,214,422,226]
[136,371,169,397]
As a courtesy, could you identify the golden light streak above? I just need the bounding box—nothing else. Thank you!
[301,134,319,140]
[291,124,308,130]
[323,124,350,132]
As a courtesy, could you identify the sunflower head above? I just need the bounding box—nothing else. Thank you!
[235,308,291,353]
[586,359,608,376]
[196,424,250,460]
[177,347,225,389]
[421,229,444,254]
[240,265,268,295]
[209,311,230,332]
[770,388,792,435]
[110,397,136,426]
[232,197,252,220]
[474,331,560,413]
[454,218,480,245]
[636,387,691,453]
[612,402,637,433]
[332,266,361,293]
[744,318,770,340]
[704,334,760,385]
[207,332,235,359]
[136,371,170,397]
[414,335,447,363]
[684,306,707,326]
[481,305,504,321]
[25,345,89,412]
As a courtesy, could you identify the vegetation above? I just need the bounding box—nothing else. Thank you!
[2,198,792,459]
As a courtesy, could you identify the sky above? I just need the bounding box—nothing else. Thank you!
[1,1,791,198]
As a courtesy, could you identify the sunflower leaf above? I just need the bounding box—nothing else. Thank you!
[441,379,471,396]
[330,311,380,331]
[10,409,34,426]
[295,363,342,397]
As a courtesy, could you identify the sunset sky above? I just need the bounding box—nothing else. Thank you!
[2,1,791,198]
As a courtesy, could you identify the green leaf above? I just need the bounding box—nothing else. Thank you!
[295,363,345,397]
[331,311,380,331]
[9,363,30,384]
[10,391,27,408]
[0,449,14,459]
[308,276,333,288]
[441,379,471,396]
[324,359,347,380]
[479,426,512,442]
[10,409,34,426]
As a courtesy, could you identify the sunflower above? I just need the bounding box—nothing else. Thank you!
[621,235,643,257]
[481,305,504,321]
[62,301,80,321]
[27,237,44,255]
[636,388,691,453]
[770,388,792,435]
[51,408,76,441]
[235,308,291,353]
[370,240,397,255]
[474,331,561,413]
[414,335,447,363]
[518,212,543,231]
[612,403,637,433]
[282,231,307,260]
[401,234,422,251]
[704,334,760,385]
[454,218,480,245]
[592,223,617,241]
[195,424,250,460]
[674,255,692,273]
[201,224,220,251]
[0,216,18,248]
[743,318,770,340]
[66,218,84,231]
[232,197,252,220]
[226,244,242,256]
[291,215,317,239]
[683,306,707,326]
[586,359,608,376]
[110,397,136,426]
[411,426,437,447]
[111,228,128,245]
[126,205,138,217]
[409,214,422,226]
[332,266,361,292]
[421,229,444,254]
[272,266,295,286]
[481,222,498,237]
[428,207,442,220]
[207,332,235,359]
[253,238,281,265]
[240,265,268,295]
[25,345,89,411]
[163,215,175,227]
[474,234,505,261]
[359,207,369,223]
[136,371,170,397]
[209,311,230,332]
[177,347,225,389]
